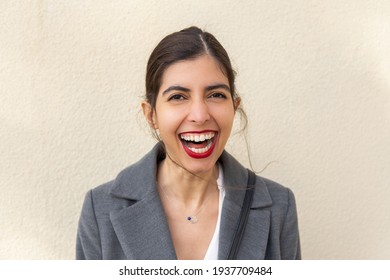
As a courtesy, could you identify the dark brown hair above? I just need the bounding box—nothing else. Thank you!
[146,26,237,106]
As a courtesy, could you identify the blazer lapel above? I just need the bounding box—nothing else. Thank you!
[108,143,177,259]
[218,151,272,260]
[109,190,177,260]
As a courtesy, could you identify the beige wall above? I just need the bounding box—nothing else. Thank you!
[1,0,389,259]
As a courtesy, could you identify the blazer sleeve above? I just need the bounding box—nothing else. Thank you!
[280,188,301,259]
[76,190,102,260]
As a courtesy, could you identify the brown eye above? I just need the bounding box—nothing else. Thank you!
[209,92,227,99]
[168,94,186,101]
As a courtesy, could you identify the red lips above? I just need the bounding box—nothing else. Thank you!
[179,130,218,159]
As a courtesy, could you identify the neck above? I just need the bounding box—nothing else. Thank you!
[157,158,219,207]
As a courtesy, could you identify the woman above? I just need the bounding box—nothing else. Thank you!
[76,26,301,260]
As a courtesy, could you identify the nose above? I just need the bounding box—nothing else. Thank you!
[187,99,210,125]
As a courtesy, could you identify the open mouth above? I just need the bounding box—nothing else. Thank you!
[179,131,218,158]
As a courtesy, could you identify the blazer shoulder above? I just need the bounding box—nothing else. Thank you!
[257,176,297,209]
[256,177,300,259]
[91,179,115,196]
[87,177,135,217]
[85,142,161,213]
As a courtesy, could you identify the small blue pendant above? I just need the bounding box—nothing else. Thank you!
[187,216,198,224]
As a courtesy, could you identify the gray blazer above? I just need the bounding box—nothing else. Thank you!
[76,143,301,260]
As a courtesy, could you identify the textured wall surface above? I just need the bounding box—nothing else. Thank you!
[1,0,389,259]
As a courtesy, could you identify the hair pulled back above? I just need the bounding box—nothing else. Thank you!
[145,26,239,109]
[144,26,252,172]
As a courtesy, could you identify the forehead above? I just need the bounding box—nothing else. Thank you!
[159,55,229,90]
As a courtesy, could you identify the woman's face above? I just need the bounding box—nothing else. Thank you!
[145,55,237,175]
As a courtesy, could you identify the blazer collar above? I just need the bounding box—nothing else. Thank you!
[217,151,273,259]
[109,143,177,259]
[218,151,272,209]
[109,143,273,259]
[110,143,164,200]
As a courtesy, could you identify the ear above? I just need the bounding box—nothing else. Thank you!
[141,101,158,129]
[234,97,241,111]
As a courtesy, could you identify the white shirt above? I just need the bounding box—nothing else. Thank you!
[203,164,225,260]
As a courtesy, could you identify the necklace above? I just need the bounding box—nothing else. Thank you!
[158,182,216,224]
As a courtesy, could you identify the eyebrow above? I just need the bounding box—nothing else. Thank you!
[206,84,230,92]
[162,85,190,95]
[161,83,230,95]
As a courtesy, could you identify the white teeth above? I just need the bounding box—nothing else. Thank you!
[188,141,213,154]
[180,132,215,142]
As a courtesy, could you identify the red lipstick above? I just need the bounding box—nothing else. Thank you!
[179,130,218,159]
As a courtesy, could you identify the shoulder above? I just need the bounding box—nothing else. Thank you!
[259,176,296,207]
[255,178,300,259]
[83,143,163,212]
[219,150,297,209]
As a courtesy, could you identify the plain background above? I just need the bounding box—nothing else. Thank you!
[1,0,389,259]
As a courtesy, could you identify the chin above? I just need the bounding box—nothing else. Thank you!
[182,158,218,176]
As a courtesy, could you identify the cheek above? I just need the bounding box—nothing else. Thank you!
[154,108,180,136]
[215,107,235,129]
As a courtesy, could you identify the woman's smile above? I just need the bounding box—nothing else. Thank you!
[179,130,218,159]
[147,54,237,175]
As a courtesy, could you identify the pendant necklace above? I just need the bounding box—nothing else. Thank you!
[158,183,216,224]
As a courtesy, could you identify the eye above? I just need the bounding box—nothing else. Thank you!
[209,92,227,99]
[168,94,186,101]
